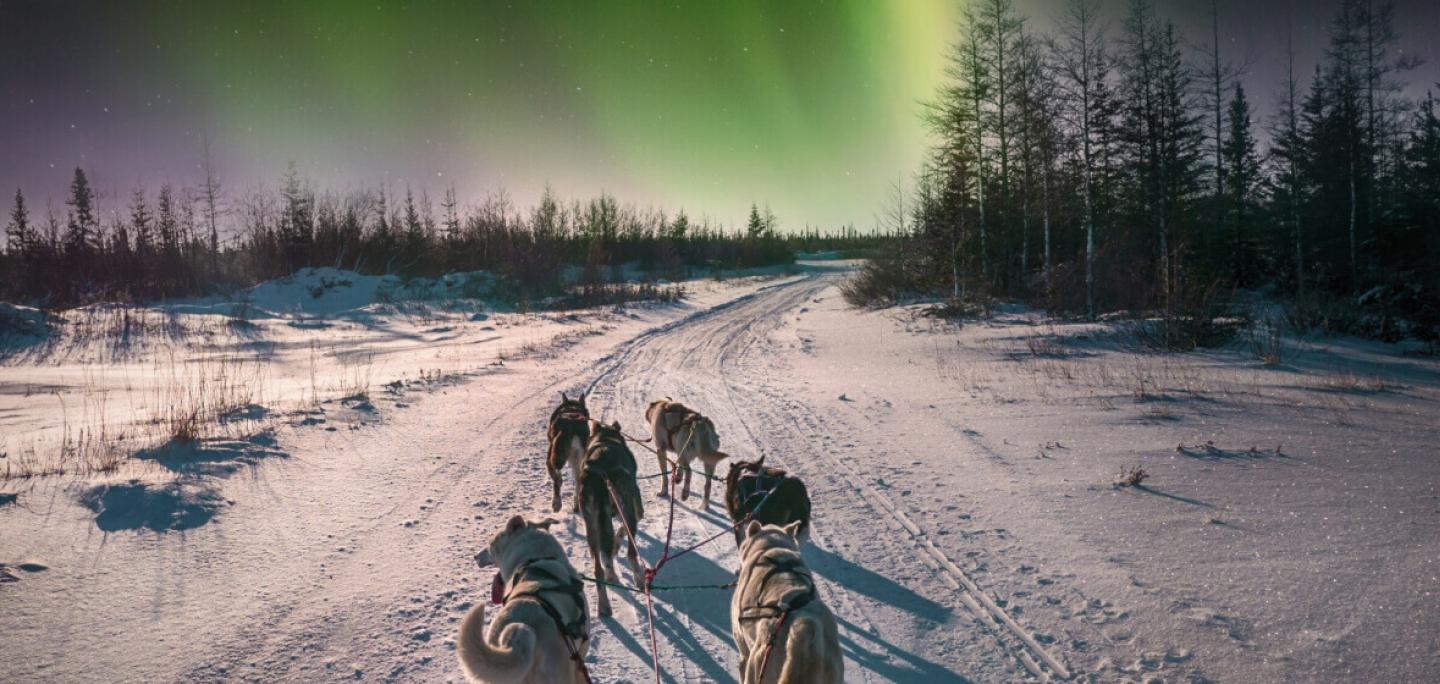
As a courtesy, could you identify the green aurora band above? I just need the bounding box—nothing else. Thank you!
[124,1,955,229]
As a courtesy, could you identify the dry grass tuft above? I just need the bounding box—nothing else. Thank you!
[1114,464,1149,488]
[1319,371,1390,394]
[151,351,267,445]
[1246,316,1288,366]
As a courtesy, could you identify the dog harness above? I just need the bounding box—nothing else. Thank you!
[736,550,817,681]
[553,410,589,425]
[495,556,592,682]
[661,407,704,446]
[734,471,787,510]
[585,433,630,461]
[736,552,816,621]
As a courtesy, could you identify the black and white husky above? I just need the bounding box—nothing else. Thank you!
[725,456,811,546]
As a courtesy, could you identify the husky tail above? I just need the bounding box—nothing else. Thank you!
[776,613,841,683]
[702,422,723,456]
[457,602,537,684]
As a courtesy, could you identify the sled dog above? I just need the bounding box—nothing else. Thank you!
[459,515,590,684]
[725,456,811,546]
[646,398,729,507]
[731,521,843,684]
[547,393,591,513]
[579,420,645,617]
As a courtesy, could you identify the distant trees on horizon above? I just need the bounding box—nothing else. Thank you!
[1,165,878,308]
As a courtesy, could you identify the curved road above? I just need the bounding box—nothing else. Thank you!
[5,271,1056,683]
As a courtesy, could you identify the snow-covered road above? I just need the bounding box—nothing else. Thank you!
[6,266,1438,683]
[3,270,1030,683]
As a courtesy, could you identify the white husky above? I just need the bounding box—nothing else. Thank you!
[731,521,843,684]
[646,399,729,508]
[458,515,591,684]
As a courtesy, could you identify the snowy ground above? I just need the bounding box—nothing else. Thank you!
[2,264,1438,682]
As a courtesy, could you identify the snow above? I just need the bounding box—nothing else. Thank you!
[2,263,1438,682]
[0,302,50,338]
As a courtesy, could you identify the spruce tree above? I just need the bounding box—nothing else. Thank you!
[1269,27,1309,294]
[6,188,32,257]
[746,204,765,239]
[64,168,97,260]
[1222,84,1262,286]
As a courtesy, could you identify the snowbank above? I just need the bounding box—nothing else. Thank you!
[0,302,49,337]
[237,267,501,318]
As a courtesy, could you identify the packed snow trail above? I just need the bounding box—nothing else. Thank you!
[3,271,1042,682]
[576,272,1036,682]
[10,266,1440,683]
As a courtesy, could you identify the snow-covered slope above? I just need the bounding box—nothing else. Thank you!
[3,266,1437,682]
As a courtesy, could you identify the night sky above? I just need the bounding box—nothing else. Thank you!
[2,1,1436,231]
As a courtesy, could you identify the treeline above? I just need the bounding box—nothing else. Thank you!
[0,165,878,308]
[853,0,1440,342]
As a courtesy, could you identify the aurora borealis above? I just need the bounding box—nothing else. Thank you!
[2,1,954,229]
[3,1,1435,231]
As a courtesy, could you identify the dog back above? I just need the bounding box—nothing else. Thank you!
[548,416,589,470]
[547,398,590,471]
[726,462,811,542]
[580,438,644,535]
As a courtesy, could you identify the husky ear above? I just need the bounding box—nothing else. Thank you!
[744,520,763,541]
[578,393,587,406]
[560,391,570,403]
[783,520,803,540]
[535,517,560,530]
[505,514,527,535]
[611,420,622,431]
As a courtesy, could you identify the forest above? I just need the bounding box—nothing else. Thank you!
[4,0,1438,344]
[848,0,1440,346]
[0,166,880,308]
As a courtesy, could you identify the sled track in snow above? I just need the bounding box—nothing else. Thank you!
[774,403,1073,681]
[718,279,1073,681]
[580,274,809,400]
[580,271,1073,681]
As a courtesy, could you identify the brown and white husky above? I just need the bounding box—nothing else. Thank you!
[547,393,590,514]
[646,398,729,508]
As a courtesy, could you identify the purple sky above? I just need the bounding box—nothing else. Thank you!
[1,0,1436,231]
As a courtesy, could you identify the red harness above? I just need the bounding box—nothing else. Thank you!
[661,408,704,446]
[490,559,593,684]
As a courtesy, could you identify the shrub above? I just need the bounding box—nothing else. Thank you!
[1114,465,1148,488]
